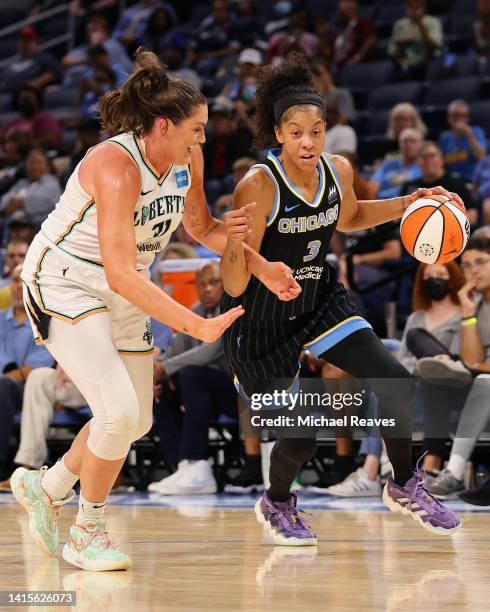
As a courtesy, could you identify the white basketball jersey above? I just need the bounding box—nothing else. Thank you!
[40,132,192,270]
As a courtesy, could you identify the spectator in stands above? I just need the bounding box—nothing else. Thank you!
[323,99,357,155]
[161,48,202,91]
[402,141,478,226]
[7,214,38,246]
[440,100,487,182]
[113,0,177,49]
[0,238,28,288]
[189,0,240,77]
[221,48,261,102]
[473,0,490,58]
[141,6,185,55]
[263,0,294,38]
[62,15,133,78]
[267,10,319,65]
[311,59,355,122]
[0,27,61,95]
[0,149,61,227]
[213,156,257,219]
[331,0,376,71]
[0,264,54,481]
[324,260,465,497]
[149,261,236,495]
[0,239,28,309]
[80,65,116,120]
[0,87,61,151]
[370,128,423,199]
[66,119,101,178]
[0,365,86,491]
[419,236,490,501]
[385,103,428,157]
[388,0,443,79]
[230,0,264,47]
[202,96,253,204]
[84,45,127,87]
[474,153,490,226]
[0,132,33,197]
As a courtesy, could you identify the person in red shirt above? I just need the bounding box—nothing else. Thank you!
[1,87,61,151]
[332,0,377,70]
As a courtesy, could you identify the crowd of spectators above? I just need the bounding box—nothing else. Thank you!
[1,0,490,502]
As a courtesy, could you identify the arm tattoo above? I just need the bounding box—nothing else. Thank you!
[204,221,219,237]
[229,251,238,263]
[186,205,201,228]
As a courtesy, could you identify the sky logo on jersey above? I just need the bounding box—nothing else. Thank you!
[175,170,189,188]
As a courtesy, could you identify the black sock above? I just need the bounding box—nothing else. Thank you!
[385,438,412,486]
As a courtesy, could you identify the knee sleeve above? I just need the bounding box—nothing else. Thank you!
[87,364,140,461]
[130,392,154,442]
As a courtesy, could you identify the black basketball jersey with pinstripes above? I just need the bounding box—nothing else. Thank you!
[222,148,343,320]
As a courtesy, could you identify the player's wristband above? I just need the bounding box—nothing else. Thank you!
[462,316,478,327]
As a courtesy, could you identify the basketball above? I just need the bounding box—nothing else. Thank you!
[400,195,470,264]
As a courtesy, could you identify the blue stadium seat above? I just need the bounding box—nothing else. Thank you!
[338,61,395,92]
[374,5,405,38]
[368,81,423,110]
[362,108,391,137]
[0,9,26,28]
[422,76,481,107]
[43,86,79,110]
[0,37,18,58]
[426,56,479,82]
[470,100,490,135]
[0,94,12,113]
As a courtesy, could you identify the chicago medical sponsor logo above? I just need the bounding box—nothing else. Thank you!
[293,265,324,281]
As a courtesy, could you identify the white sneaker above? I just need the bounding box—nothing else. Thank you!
[147,460,190,493]
[154,460,217,495]
[416,357,472,385]
[326,468,382,497]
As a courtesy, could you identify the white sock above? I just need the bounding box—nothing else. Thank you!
[76,491,108,525]
[447,454,467,481]
[41,457,79,501]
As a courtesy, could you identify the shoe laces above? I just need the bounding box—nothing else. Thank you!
[272,494,314,532]
[408,453,444,511]
[85,523,115,550]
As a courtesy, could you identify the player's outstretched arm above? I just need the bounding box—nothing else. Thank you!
[82,145,243,343]
[334,155,466,232]
[183,147,301,300]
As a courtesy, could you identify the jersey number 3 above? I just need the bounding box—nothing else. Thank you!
[303,240,321,262]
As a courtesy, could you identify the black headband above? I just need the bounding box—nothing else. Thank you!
[273,92,326,123]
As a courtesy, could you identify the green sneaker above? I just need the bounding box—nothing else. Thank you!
[11,466,75,556]
[62,520,132,571]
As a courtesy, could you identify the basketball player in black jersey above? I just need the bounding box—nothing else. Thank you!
[220,54,465,544]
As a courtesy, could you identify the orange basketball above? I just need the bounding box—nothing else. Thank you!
[400,195,470,264]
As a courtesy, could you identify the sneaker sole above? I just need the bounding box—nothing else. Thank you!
[11,467,57,557]
[254,498,317,546]
[382,484,462,535]
[417,360,472,384]
[224,484,265,494]
[62,544,132,572]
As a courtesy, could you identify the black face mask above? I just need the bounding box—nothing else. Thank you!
[18,100,36,117]
[423,278,450,301]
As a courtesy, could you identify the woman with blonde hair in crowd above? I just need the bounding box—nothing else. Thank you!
[385,103,428,156]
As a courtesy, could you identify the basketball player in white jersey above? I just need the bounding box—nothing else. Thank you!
[11,49,301,572]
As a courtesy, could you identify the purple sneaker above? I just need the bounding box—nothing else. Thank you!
[383,463,462,535]
[254,491,317,546]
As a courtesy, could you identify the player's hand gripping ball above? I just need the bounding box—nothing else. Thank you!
[400,191,470,264]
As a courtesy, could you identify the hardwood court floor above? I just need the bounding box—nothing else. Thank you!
[1,495,490,612]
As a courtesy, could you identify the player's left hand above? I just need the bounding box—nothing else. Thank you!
[259,260,302,301]
[408,186,466,214]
